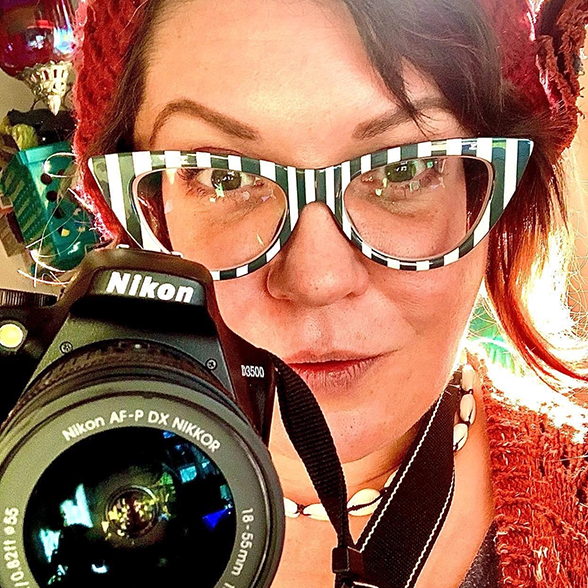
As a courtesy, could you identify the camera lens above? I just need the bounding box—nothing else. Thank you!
[0,342,284,588]
[24,428,235,587]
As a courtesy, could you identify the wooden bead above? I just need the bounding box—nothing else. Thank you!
[453,423,469,452]
[461,364,475,392]
[284,497,300,518]
[460,393,477,426]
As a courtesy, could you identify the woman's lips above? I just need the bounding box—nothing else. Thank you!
[286,355,384,392]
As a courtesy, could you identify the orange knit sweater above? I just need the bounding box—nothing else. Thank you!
[475,357,588,587]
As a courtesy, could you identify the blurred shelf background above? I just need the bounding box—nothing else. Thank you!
[0,69,53,293]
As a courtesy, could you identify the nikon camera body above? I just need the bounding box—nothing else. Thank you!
[0,248,284,588]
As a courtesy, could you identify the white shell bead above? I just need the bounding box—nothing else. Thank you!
[347,488,380,510]
[453,423,469,452]
[460,393,477,426]
[384,470,398,488]
[348,501,380,517]
[459,348,468,366]
[461,364,475,392]
[302,503,330,521]
[284,497,300,518]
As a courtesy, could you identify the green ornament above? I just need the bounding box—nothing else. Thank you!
[10,124,38,150]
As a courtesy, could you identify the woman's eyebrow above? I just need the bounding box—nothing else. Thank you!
[149,99,261,145]
[351,97,452,140]
[149,96,451,146]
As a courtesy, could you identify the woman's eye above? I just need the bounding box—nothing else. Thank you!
[175,168,263,192]
[359,159,446,200]
[384,159,434,184]
[210,169,244,190]
[352,157,450,216]
[200,169,260,192]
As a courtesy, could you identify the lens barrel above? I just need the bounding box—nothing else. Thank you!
[0,342,284,588]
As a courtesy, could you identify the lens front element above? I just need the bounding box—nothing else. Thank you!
[0,346,284,588]
[24,428,235,587]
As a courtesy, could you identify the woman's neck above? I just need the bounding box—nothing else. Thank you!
[268,409,421,506]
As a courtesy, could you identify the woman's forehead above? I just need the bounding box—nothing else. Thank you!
[134,0,459,163]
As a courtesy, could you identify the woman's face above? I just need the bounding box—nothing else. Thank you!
[133,0,489,463]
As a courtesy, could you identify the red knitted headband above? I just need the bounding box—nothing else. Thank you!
[71,0,588,236]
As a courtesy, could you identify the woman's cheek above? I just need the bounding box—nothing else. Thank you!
[370,239,489,341]
[212,273,277,346]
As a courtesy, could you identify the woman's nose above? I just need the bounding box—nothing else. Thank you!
[266,202,370,306]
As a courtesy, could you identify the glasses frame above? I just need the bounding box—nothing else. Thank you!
[88,137,533,281]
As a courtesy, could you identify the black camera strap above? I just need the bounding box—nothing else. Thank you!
[272,355,353,549]
[272,356,459,588]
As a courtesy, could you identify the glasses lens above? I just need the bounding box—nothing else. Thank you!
[135,168,288,271]
[344,156,492,260]
[23,428,236,587]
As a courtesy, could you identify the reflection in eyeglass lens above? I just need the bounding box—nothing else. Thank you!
[344,156,491,260]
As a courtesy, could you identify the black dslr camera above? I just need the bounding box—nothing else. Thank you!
[0,248,285,588]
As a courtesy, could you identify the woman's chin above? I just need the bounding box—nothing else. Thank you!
[273,351,439,464]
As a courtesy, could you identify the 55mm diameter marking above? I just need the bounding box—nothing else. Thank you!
[2,509,30,587]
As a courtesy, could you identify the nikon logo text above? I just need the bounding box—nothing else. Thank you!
[106,271,195,304]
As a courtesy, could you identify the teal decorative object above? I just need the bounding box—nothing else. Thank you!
[468,303,523,375]
[0,141,98,271]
